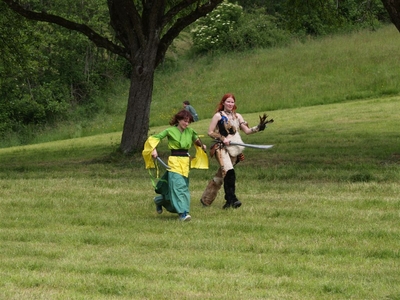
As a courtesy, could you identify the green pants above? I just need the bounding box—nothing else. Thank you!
[154,171,190,214]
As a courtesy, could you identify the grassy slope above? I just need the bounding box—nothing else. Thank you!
[150,25,400,126]
[0,26,400,299]
[23,25,400,143]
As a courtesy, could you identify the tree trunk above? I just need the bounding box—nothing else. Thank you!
[2,0,225,154]
[381,0,400,32]
[119,48,157,154]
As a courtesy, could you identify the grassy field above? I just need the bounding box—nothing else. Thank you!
[1,95,399,299]
[1,25,400,299]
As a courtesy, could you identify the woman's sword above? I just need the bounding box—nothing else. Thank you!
[229,142,274,149]
[155,156,170,169]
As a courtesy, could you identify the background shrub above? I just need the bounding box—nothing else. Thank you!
[191,3,290,54]
[191,1,243,53]
[227,9,291,51]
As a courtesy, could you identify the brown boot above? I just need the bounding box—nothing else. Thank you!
[200,176,223,206]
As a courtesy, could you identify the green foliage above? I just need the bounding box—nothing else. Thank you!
[235,0,286,13]
[227,8,291,50]
[191,1,243,53]
[337,0,389,25]
[283,0,345,35]
[0,5,69,137]
[193,0,390,55]
[191,2,290,54]
[283,0,388,35]
[235,0,389,36]
[0,1,126,145]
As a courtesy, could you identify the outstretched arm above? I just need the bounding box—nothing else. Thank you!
[239,113,274,135]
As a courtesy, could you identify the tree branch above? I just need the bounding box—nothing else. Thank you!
[3,0,129,59]
[162,0,200,26]
[156,0,223,66]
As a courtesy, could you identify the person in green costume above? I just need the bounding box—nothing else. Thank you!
[142,109,208,221]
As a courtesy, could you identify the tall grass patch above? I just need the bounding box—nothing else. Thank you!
[151,25,400,126]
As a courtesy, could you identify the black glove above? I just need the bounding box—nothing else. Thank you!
[258,113,274,131]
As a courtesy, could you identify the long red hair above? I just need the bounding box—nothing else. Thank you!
[216,93,237,113]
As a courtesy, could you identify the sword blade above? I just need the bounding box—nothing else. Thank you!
[156,156,170,169]
[229,142,274,149]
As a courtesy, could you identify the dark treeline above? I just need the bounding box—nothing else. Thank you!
[0,0,389,146]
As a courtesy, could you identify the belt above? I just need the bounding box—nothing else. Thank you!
[171,149,189,157]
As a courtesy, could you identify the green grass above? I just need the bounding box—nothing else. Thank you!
[1,93,399,298]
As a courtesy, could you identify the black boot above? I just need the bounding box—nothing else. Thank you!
[222,200,231,209]
[223,169,242,209]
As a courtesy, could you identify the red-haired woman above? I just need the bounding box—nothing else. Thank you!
[142,109,208,221]
[200,93,270,209]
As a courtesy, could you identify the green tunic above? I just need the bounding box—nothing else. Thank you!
[151,126,198,214]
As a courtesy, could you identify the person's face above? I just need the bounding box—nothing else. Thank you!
[223,97,235,111]
[178,118,190,130]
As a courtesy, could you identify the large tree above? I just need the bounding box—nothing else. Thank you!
[3,0,223,154]
[381,0,400,31]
